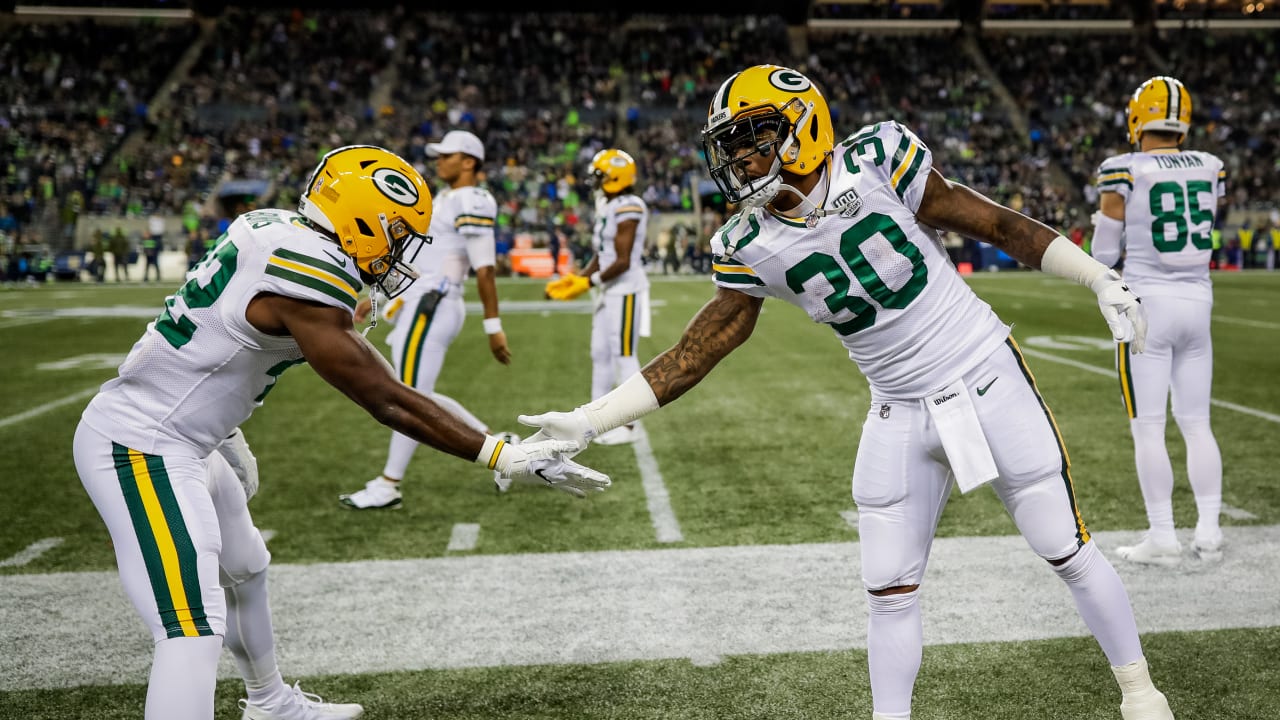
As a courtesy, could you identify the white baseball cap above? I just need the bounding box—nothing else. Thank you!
[426,130,485,162]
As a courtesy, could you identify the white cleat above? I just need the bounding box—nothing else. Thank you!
[1191,531,1224,563]
[338,477,402,510]
[1120,688,1174,720]
[595,425,637,446]
[240,682,363,719]
[1115,536,1182,568]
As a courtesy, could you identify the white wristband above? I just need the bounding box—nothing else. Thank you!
[476,433,512,473]
[482,317,503,335]
[589,271,603,287]
[1041,235,1110,288]
[580,372,660,435]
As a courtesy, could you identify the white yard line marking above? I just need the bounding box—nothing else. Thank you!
[1019,348,1280,424]
[4,524,1277,690]
[0,538,64,568]
[1222,504,1259,521]
[839,510,859,529]
[0,387,99,431]
[631,421,683,544]
[447,523,480,552]
[1215,316,1280,331]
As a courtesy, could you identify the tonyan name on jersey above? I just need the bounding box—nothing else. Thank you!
[82,208,364,457]
[1095,149,1225,303]
[710,121,1009,399]
[593,193,649,295]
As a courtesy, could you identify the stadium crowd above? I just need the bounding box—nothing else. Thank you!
[2,10,1277,283]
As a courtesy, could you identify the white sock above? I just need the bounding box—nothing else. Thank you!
[382,431,418,481]
[146,635,222,720]
[431,393,489,433]
[867,589,922,717]
[873,713,911,720]
[1130,419,1177,545]
[224,569,287,707]
[1176,415,1222,538]
[1051,542,1144,666]
[591,354,614,401]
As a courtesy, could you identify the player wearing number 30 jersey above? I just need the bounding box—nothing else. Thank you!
[519,65,1175,720]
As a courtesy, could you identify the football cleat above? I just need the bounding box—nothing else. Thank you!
[338,477,402,510]
[493,431,523,492]
[1191,531,1224,563]
[1115,535,1181,568]
[240,681,363,719]
[1120,688,1175,720]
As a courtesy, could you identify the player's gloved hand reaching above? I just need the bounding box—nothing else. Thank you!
[1090,269,1148,354]
[516,408,595,454]
[494,436,609,498]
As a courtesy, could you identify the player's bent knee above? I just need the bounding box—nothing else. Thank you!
[218,533,270,587]
[867,583,919,597]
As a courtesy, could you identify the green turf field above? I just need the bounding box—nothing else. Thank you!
[1,271,1278,719]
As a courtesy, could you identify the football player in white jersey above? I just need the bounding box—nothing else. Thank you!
[339,131,516,510]
[519,65,1175,720]
[71,146,609,720]
[1091,76,1225,567]
[544,148,651,445]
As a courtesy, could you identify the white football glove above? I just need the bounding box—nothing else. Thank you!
[495,437,610,498]
[215,427,259,501]
[1090,269,1148,354]
[516,408,595,455]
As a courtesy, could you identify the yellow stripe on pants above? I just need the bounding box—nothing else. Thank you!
[128,449,200,637]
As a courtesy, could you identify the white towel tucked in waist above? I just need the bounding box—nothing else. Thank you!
[925,379,999,494]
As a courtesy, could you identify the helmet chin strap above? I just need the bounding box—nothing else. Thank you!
[361,292,379,338]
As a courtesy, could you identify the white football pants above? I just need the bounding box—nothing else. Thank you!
[591,291,643,400]
[1115,294,1221,540]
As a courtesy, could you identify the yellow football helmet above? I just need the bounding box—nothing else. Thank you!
[702,64,833,207]
[1127,76,1192,146]
[586,148,637,195]
[298,145,433,297]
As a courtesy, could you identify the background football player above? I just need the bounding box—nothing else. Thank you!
[520,65,1176,720]
[544,148,651,446]
[340,130,517,510]
[1091,76,1226,567]
[71,145,609,720]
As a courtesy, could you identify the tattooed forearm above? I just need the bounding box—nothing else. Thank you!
[642,290,762,406]
[917,168,1059,269]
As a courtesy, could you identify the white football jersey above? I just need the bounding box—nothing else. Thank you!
[592,192,650,295]
[1095,150,1224,302]
[710,121,1009,399]
[81,208,363,456]
[412,184,498,293]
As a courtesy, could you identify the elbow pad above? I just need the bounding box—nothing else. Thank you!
[1090,212,1125,267]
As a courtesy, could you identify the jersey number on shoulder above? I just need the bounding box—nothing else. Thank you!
[156,234,238,349]
[784,212,928,335]
[1148,180,1214,253]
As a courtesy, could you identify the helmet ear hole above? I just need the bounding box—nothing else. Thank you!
[355,218,374,237]
[810,117,820,142]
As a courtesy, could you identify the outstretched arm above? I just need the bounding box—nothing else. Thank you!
[245,293,609,495]
[643,287,763,405]
[916,168,1059,268]
[916,168,1148,352]
[519,288,763,446]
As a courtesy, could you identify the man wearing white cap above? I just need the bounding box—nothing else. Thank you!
[341,130,516,509]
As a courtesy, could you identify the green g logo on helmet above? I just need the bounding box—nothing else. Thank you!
[372,168,420,206]
[769,69,812,93]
